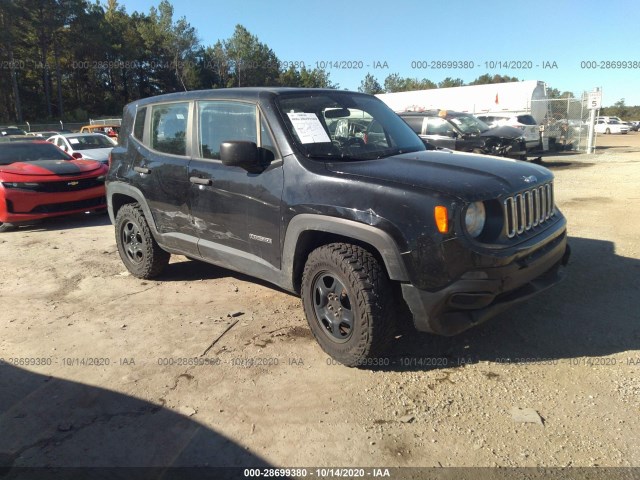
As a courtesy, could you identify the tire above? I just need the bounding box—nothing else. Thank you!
[605,128,611,134]
[301,243,394,367]
[0,222,16,232]
[115,203,170,279]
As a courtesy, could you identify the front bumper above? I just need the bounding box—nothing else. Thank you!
[0,186,106,224]
[401,231,570,336]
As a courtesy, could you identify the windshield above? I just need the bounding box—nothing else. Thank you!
[67,135,115,150]
[276,92,425,160]
[447,114,491,134]
[0,142,72,165]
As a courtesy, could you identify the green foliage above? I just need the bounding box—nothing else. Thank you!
[547,88,575,99]
[358,73,383,94]
[383,73,436,92]
[468,74,521,85]
[0,2,337,123]
[438,77,464,88]
[601,99,640,120]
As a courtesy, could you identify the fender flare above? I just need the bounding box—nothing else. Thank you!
[282,214,409,285]
[107,182,159,235]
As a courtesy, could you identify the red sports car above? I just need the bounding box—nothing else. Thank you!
[0,141,108,231]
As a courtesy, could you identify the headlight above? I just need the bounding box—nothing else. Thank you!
[464,201,486,238]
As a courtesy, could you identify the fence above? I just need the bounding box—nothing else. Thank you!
[8,118,121,134]
[532,93,593,153]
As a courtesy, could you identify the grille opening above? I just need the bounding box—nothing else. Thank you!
[504,183,555,238]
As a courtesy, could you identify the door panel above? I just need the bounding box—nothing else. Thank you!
[189,101,283,268]
[130,101,198,254]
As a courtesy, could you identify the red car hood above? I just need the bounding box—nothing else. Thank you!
[0,159,103,176]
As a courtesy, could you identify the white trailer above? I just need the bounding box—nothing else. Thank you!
[376,80,548,124]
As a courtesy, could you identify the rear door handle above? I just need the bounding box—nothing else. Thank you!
[134,166,150,174]
[190,176,212,186]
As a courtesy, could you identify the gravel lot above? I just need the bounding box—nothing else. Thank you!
[1,133,639,476]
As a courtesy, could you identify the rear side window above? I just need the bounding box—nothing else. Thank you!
[424,117,454,135]
[401,116,423,134]
[198,101,257,160]
[151,103,189,156]
[134,107,147,141]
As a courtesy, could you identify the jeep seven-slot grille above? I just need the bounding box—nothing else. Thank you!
[503,183,554,238]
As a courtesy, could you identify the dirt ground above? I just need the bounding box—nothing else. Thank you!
[1,132,639,476]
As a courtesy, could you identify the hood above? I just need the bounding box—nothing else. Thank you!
[479,125,524,139]
[0,159,103,176]
[75,147,112,162]
[325,150,553,201]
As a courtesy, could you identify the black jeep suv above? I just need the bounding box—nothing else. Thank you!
[106,88,570,366]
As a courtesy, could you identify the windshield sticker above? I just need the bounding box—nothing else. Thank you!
[69,138,80,144]
[287,113,331,144]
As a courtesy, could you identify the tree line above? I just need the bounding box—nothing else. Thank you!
[0,0,335,123]
[1,0,636,124]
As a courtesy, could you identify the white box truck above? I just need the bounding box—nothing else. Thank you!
[376,80,548,124]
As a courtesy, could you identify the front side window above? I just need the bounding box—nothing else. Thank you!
[151,102,189,156]
[198,101,257,160]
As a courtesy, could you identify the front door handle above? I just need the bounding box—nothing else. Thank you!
[134,166,150,174]
[190,176,212,186]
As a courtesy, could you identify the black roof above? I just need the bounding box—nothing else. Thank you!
[129,87,365,108]
[398,110,472,118]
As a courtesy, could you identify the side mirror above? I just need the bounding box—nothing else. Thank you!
[220,141,263,173]
[72,152,83,159]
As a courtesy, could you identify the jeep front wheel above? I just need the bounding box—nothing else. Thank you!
[301,243,393,367]
[115,203,170,279]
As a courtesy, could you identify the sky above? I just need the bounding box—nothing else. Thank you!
[117,0,640,106]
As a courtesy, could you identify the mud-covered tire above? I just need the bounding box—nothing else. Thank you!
[115,203,169,279]
[301,243,394,367]
[0,222,16,232]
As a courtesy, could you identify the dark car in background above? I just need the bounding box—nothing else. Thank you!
[0,141,108,231]
[399,110,528,160]
[0,126,27,136]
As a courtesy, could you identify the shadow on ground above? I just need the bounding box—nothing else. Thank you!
[4,211,111,233]
[376,235,640,371]
[0,365,273,478]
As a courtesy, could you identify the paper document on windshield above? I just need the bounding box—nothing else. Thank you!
[287,113,331,144]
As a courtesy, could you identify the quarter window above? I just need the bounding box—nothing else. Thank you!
[151,102,189,156]
[198,102,257,159]
[134,107,147,141]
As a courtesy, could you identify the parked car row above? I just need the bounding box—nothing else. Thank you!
[594,119,629,134]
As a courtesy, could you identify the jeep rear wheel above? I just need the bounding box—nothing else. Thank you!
[115,203,170,279]
[301,243,393,367]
